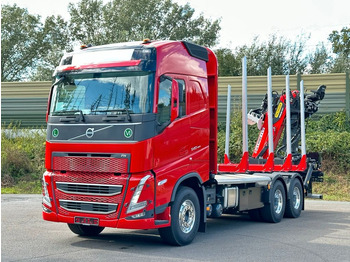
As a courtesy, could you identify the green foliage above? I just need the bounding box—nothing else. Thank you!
[306,111,350,133]
[307,43,333,74]
[1,4,72,81]
[215,34,313,76]
[305,111,350,173]
[1,125,46,189]
[68,0,221,47]
[328,26,350,72]
[1,0,221,81]
[328,26,350,56]
[215,48,241,76]
[1,4,44,81]
[31,15,72,81]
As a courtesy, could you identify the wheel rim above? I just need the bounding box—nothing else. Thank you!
[274,189,283,215]
[179,199,195,234]
[292,186,301,210]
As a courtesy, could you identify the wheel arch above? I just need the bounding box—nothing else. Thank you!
[263,173,288,205]
[170,172,206,233]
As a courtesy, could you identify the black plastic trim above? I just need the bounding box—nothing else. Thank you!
[155,203,169,215]
[182,41,209,62]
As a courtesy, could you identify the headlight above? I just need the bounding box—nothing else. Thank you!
[126,175,151,214]
[42,173,52,208]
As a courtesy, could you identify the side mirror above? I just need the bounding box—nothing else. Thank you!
[170,79,179,122]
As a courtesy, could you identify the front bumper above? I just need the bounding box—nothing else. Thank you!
[42,170,170,229]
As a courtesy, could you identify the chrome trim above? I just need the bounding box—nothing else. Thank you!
[59,199,118,215]
[56,182,123,196]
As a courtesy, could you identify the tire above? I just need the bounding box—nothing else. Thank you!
[285,178,303,218]
[261,180,286,223]
[158,186,200,246]
[67,224,105,236]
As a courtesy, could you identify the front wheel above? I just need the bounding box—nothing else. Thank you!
[261,180,286,223]
[158,186,200,246]
[285,178,303,218]
[67,224,105,236]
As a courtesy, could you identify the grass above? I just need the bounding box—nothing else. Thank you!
[1,181,42,194]
[313,173,350,201]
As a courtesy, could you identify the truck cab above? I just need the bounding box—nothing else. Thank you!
[42,40,218,245]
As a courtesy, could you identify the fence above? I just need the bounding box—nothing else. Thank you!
[1,72,349,127]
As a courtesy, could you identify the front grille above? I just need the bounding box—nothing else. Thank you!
[59,200,118,214]
[56,182,122,196]
[53,156,128,173]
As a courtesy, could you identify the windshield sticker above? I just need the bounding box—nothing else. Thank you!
[124,128,133,138]
[52,128,59,137]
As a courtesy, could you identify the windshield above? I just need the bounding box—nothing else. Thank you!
[50,71,155,115]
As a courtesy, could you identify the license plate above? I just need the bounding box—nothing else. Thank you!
[74,216,99,226]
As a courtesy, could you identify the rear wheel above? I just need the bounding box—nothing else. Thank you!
[285,178,303,218]
[158,186,200,246]
[261,180,286,223]
[67,224,105,236]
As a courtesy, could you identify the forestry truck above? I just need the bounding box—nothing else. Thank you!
[42,40,325,245]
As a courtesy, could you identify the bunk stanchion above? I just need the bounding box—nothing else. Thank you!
[281,75,292,171]
[263,67,274,172]
[239,56,249,171]
[224,85,231,164]
[218,57,249,172]
[293,80,307,171]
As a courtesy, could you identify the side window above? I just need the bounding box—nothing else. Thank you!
[157,76,172,125]
[176,79,186,117]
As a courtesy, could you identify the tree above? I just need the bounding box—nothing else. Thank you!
[329,27,350,56]
[216,35,311,76]
[215,48,240,76]
[328,26,350,72]
[1,4,45,81]
[31,15,72,81]
[68,0,106,46]
[286,34,309,75]
[68,0,221,47]
[307,43,332,74]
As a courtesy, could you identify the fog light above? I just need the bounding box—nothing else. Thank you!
[131,211,146,219]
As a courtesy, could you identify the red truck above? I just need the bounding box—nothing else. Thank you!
[42,40,325,245]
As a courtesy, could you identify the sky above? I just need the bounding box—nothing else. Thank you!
[2,0,350,51]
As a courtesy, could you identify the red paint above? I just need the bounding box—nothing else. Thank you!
[43,41,215,230]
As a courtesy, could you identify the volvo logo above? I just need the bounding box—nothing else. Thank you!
[85,128,95,138]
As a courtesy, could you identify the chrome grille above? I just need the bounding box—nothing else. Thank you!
[59,200,118,214]
[56,182,122,196]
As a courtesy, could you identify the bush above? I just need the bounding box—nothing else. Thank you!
[1,125,46,188]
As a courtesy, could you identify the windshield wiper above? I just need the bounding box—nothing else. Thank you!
[53,110,85,122]
[91,109,131,122]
